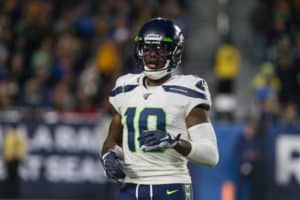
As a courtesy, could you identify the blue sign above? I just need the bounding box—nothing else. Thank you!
[192,122,300,200]
[0,117,112,198]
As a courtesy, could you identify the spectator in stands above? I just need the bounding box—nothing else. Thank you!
[95,38,123,112]
[9,53,26,87]
[0,45,8,81]
[0,81,13,109]
[50,79,75,111]
[272,37,300,106]
[252,62,281,111]
[78,59,103,108]
[213,36,241,121]
[236,118,265,200]
[96,39,122,81]
[267,0,291,45]
[291,0,300,31]
[17,76,50,110]
[3,124,27,198]
[279,102,299,127]
[159,0,189,35]
[214,36,240,94]
[30,36,53,85]
[74,85,98,114]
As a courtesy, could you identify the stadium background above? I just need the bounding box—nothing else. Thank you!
[0,0,299,199]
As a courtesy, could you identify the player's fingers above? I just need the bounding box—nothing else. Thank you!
[159,135,170,142]
[139,131,155,139]
[106,169,117,180]
[175,133,181,141]
[146,139,160,146]
[141,144,160,151]
[138,134,156,145]
[141,131,157,138]
[115,163,125,175]
[105,159,123,173]
[137,134,148,142]
[108,164,124,179]
[141,145,152,151]
[142,130,156,134]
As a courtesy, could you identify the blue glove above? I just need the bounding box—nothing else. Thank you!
[101,151,126,182]
[138,130,181,151]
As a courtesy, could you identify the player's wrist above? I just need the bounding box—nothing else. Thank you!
[102,145,124,160]
[173,139,192,156]
[102,150,115,159]
[101,149,122,164]
[170,133,181,146]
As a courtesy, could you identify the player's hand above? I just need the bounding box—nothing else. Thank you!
[138,130,181,151]
[101,151,126,182]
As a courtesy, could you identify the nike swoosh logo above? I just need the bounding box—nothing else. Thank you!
[166,189,179,195]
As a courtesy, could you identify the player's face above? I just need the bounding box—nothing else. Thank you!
[142,43,169,70]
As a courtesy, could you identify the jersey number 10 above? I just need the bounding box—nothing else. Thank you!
[124,107,166,152]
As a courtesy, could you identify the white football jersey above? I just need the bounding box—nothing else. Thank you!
[109,73,212,184]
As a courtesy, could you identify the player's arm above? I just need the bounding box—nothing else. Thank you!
[100,108,126,181]
[101,108,123,156]
[174,106,219,167]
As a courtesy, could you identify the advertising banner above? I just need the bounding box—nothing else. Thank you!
[0,115,113,199]
[193,122,300,200]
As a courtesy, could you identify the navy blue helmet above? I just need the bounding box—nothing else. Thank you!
[135,18,184,80]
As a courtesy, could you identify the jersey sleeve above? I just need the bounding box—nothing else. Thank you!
[108,74,139,114]
[108,75,127,113]
[185,76,212,116]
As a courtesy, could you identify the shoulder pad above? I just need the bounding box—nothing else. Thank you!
[110,73,142,97]
[115,73,141,87]
[169,75,212,112]
[170,75,209,92]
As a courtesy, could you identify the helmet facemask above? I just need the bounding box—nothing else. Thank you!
[137,42,173,80]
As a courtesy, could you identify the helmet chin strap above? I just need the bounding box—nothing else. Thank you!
[143,60,171,80]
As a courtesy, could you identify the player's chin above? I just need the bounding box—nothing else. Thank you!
[147,63,158,69]
[146,63,166,71]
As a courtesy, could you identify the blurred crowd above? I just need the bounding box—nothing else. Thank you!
[213,0,300,122]
[212,1,300,199]
[251,0,300,116]
[233,2,300,199]
[0,0,189,114]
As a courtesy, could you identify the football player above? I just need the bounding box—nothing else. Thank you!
[101,17,219,200]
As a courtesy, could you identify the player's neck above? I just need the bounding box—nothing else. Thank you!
[146,74,171,87]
